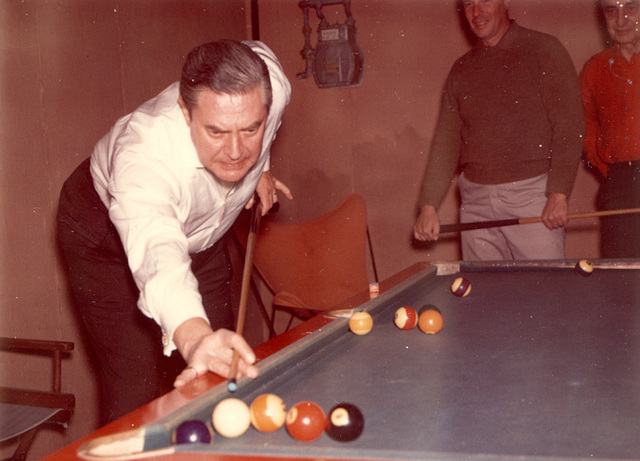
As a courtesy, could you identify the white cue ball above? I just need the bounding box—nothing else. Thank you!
[212,398,251,438]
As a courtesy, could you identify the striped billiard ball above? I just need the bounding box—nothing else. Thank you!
[394,306,418,330]
[250,393,286,433]
[451,277,471,297]
[349,311,373,335]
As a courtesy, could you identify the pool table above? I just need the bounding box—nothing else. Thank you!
[45,259,640,461]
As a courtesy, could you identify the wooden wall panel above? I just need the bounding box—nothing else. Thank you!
[0,0,613,458]
[0,1,246,458]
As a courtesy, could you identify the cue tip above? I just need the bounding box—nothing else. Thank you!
[228,349,240,392]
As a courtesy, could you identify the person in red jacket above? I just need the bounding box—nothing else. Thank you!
[580,0,640,257]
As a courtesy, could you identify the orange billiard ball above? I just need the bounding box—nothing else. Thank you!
[349,311,373,335]
[418,305,443,334]
[285,401,325,442]
[451,277,471,297]
[394,306,418,330]
[250,393,286,433]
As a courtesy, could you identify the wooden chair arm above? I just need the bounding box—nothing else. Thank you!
[0,337,74,393]
[0,337,74,353]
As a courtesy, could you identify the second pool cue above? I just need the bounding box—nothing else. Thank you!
[228,200,262,393]
[438,207,640,234]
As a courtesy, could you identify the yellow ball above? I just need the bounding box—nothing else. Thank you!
[349,311,373,335]
[212,398,251,438]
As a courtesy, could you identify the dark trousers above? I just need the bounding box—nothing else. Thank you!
[597,161,640,258]
[57,159,234,425]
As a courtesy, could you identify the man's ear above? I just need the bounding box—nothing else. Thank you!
[178,95,191,126]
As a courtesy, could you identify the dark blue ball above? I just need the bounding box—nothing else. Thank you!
[173,419,213,445]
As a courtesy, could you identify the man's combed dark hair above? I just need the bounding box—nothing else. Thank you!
[180,40,272,112]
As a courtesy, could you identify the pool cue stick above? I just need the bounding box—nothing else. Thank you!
[228,199,262,393]
[438,207,640,234]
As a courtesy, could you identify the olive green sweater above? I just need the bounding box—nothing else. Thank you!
[419,22,585,209]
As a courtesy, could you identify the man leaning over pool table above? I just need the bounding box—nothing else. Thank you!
[57,39,292,425]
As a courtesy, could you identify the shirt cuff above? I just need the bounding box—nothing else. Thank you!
[159,310,210,356]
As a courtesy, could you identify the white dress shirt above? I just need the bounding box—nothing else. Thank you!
[90,41,290,354]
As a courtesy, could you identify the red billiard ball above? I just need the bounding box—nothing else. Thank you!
[349,311,373,335]
[172,419,213,445]
[418,305,443,334]
[285,401,325,442]
[575,259,594,277]
[212,398,251,438]
[451,277,471,297]
[250,393,286,433]
[325,403,364,442]
[394,306,418,330]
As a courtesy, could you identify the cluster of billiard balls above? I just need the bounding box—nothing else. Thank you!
[173,263,595,449]
[348,276,472,336]
[172,395,365,446]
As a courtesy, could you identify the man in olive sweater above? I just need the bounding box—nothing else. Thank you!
[413,0,585,260]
